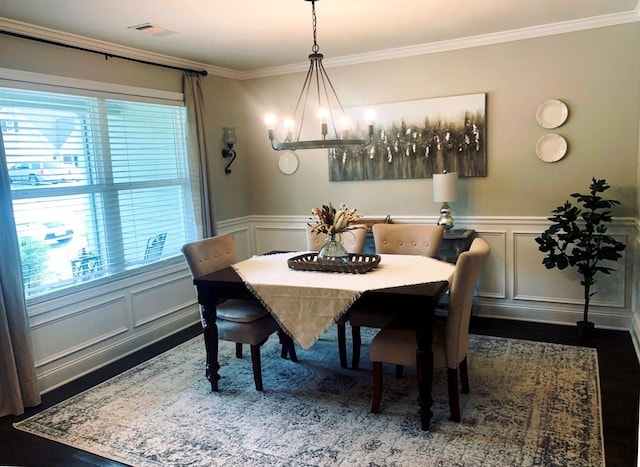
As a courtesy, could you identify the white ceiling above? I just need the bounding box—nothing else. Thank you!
[1,0,639,77]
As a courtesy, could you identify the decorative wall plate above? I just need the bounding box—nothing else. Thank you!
[536,99,568,129]
[278,151,299,175]
[535,134,567,163]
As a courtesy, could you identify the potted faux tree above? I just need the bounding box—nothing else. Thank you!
[535,178,626,338]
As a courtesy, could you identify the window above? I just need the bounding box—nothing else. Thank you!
[1,80,202,300]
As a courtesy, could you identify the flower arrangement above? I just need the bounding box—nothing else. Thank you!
[309,202,364,238]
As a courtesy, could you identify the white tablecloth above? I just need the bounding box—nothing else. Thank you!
[232,252,455,349]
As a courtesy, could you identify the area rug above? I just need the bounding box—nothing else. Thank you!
[14,333,604,466]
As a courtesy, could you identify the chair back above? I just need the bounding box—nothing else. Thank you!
[306,224,367,254]
[372,224,444,256]
[444,237,490,368]
[181,233,237,279]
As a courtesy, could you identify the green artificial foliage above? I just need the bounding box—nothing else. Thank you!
[535,178,626,324]
[18,236,48,290]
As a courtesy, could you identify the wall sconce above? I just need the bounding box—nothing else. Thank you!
[433,171,458,231]
[221,127,237,174]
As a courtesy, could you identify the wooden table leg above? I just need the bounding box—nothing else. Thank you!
[415,315,434,431]
[200,305,220,391]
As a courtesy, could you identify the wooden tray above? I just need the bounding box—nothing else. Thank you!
[288,253,381,274]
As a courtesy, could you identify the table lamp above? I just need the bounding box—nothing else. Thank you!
[433,171,458,231]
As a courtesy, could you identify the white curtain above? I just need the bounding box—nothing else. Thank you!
[183,73,215,238]
[0,130,41,417]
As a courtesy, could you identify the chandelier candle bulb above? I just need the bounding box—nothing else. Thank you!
[284,118,294,142]
[340,115,349,139]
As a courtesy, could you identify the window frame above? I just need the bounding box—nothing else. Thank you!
[0,68,202,305]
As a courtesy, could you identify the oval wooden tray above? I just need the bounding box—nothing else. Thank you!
[287,253,381,274]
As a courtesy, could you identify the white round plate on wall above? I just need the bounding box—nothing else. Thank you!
[536,134,568,162]
[536,99,568,129]
[278,151,299,175]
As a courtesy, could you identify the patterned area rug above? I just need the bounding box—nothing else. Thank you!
[14,333,604,466]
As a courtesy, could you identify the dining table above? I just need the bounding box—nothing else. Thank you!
[193,251,455,431]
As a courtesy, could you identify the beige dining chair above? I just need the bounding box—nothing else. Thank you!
[369,237,490,421]
[181,233,297,391]
[346,223,445,369]
[307,223,368,368]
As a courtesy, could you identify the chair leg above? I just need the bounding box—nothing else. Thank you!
[337,322,348,368]
[250,344,264,391]
[447,367,461,422]
[459,357,469,393]
[278,329,298,362]
[235,342,243,358]
[371,362,383,413]
[351,325,362,369]
[287,338,298,362]
[395,364,404,379]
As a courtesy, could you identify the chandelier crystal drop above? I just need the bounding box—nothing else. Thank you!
[265,0,374,151]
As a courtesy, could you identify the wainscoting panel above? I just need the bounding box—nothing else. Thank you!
[631,220,640,359]
[28,262,200,393]
[29,294,129,367]
[474,230,507,299]
[131,274,195,328]
[513,232,627,308]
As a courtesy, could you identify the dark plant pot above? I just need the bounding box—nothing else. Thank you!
[576,320,595,338]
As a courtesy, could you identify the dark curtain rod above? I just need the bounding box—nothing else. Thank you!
[1,30,208,76]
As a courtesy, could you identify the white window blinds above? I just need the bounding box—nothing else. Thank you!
[1,79,201,300]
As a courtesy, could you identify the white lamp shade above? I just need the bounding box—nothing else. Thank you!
[433,172,458,202]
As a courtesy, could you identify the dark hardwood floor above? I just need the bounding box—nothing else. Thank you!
[1,318,638,467]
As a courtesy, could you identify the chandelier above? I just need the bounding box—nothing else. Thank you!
[265,0,374,151]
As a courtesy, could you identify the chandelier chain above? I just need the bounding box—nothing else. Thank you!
[311,0,319,54]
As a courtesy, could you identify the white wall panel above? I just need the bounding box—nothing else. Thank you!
[132,275,196,328]
[474,231,507,299]
[514,232,626,307]
[30,295,129,366]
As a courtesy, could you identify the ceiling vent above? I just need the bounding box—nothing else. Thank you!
[128,23,176,37]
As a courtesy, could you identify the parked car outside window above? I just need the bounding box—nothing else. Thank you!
[8,161,80,185]
[16,220,74,244]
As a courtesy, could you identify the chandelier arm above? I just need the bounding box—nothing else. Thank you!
[318,68,340,140]
[313,60,323,134]
[318,60,346,115]
[294,61,316,143]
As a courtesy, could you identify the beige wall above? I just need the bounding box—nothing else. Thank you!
[241,24,639,219]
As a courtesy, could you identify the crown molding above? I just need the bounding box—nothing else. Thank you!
[2,8,639,82]
[0,18,243,80]
[240,9,640,80]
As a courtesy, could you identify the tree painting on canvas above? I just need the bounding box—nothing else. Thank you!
[329,93,486,181]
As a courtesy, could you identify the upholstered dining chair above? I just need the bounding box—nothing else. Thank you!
[369,237,490,421]
[346,223,445,369]
[307,223,368,368]
[181,233,297,391]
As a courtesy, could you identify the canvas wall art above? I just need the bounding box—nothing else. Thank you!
[329,93,486,181]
